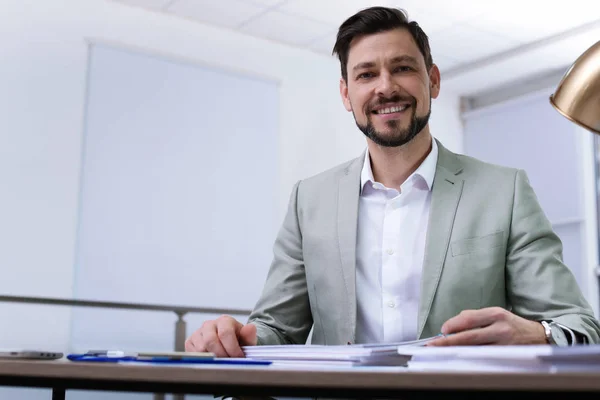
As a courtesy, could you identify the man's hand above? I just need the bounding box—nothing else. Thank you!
[185,315,257,357]
[427,307,547,346]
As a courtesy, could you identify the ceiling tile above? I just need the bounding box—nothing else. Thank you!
[166,0,268,29]
[278,0,387,25]
[464,0,600,43]
[442,24,600,96]
[428,24,520,63]
[278,0,489,39]
[400,7,462,35]
[239,10,333,46]
[389,0,490,22]
[111,0,173,10]
[246,0,285,6]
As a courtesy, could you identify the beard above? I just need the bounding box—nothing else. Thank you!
[354,94,431,148]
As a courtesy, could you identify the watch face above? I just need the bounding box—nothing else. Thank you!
[550,324,569,346]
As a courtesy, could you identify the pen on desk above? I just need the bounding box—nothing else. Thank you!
[85,350,131,358]
[105,351,127,357]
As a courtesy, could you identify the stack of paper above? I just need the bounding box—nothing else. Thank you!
[241,336,441,368]
[242,344,409,367]
[396,344,600,372]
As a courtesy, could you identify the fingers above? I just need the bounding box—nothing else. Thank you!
[239,323,258,346]
[185,322,208,352]
[430,307,518,346]
[217,317,245,358]
[427,326,498,346]
[186,320,228,357]
[441,307,508,335]
[184,316,247,358]
[203,320,232,357]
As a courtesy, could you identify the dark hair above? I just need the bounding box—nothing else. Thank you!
[332,6,433,81]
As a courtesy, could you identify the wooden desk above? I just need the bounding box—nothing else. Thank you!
[1,359,600,399]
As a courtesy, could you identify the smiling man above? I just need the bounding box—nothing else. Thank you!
[342,34,434,151]
[186,6,600,356]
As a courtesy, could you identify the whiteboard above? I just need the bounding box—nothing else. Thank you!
[69,42,279,360]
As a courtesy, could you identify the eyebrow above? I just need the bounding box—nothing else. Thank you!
[352,55,419,72]
[352,61,376,72]
[390,55,419,66]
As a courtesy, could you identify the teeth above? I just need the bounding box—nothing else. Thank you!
[376,105,408,114]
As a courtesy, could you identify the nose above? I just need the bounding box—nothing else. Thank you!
[375,71,398,98]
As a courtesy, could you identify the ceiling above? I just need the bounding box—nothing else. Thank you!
[109,0,600,97]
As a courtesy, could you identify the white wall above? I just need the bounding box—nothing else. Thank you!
[0,0,462,355]
[430,89,463,152]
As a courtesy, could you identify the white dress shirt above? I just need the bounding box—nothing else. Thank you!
[355,138,438,344]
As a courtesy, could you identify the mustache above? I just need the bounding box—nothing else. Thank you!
[367,95,416,112]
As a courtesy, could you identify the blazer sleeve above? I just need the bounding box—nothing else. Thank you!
[506,169,600,343]
[246,180,313,345]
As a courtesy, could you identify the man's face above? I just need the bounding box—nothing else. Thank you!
[340,28,440,147]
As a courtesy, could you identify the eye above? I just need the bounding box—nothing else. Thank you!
[357,72,375,80]
[394,66,413,73]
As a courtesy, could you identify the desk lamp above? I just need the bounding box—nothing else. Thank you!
[550,40,600,325]
[550,40,600,134]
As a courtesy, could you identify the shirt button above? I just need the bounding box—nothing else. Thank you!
[386,248,394,255]
[387,301,395,308]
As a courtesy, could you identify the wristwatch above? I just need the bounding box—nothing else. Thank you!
[541,320,570,346]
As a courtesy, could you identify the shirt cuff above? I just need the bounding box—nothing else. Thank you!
[555,322,586,345]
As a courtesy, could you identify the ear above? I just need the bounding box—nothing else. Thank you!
[339,77,353,112]
[429,64,441,99]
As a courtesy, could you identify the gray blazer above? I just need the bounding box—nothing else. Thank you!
[248,139,600,345]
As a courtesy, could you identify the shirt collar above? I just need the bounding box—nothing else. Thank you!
[360,137,439,194]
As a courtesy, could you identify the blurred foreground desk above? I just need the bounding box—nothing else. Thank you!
[2,359,600,399]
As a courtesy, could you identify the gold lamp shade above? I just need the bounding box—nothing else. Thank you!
[550,40,600,135]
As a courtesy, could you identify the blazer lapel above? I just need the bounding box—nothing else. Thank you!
[337,155,363,344]
[417,140,464,338]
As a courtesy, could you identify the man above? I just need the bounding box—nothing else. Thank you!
[186,6,600,357]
